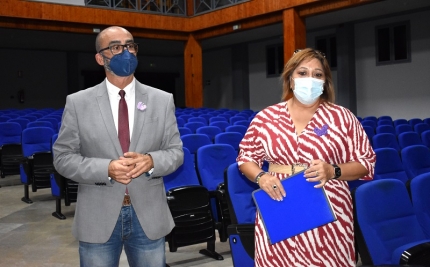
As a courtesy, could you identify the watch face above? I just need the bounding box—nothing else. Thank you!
[333,164,341,178]
[335,167,341,177]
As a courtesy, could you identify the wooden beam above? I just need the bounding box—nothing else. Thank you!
[0,17,189,40]
[193,12,283,40]
[0,0,380,41]
[297,0,382,17]
[283,8,306,63]
[1,0,189,32]
[184,34,203,108]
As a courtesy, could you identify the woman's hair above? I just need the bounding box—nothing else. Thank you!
[280,48,335,103]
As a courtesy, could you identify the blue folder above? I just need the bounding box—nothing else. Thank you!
[252,170,336,244]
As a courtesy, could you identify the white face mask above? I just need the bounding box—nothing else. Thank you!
[293,77,324,105]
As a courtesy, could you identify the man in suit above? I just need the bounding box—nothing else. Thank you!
[53,26,183,267]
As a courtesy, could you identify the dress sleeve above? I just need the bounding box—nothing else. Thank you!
[236,113,266,169]
[346,112,376,180]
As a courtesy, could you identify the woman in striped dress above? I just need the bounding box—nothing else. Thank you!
[237,48,375,267]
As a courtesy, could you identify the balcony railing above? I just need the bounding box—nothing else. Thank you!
[194,0,245,15]
[85,0,247,16]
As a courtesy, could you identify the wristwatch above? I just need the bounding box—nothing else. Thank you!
[332,164,341,179]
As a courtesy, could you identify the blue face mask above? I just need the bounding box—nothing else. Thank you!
[108,50,138,77]
[293,77,324,105]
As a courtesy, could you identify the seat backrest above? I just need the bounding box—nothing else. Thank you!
[421,130,430,149]
[196,126,222,142]
[409,172,430,239]
[225,125,247,136]
[196,144,237,191]
[184,121,206,133]
[398,131,423,149]
[38,117,59,126]
[5,113,19,119]
[229,116,247,125]
[233,120,250,127]
[395,124,414,136]
[178,126,192,136]
[214,132,243,151]
[225,162,259,224]
[361,120,376,129]
[401,145,430,179]
[374,148,409,183]
[177,114,192,123]
[354,179,428,265]
[414,123,430,136]
[188,116,208,125]
[27,120,54,130]
[20,115,37,122]
[180,134,211,155]
[363,116,378,123]
[372,133,400,152]
[0,116,11,122]
[362,125,375,140]
[176,117,185,127]
[393,118,408,127]
[409,118,423,128]
[209,116,228,124]
[0,122,22,146]
[163,147,201,191]
[375,125,395,135]
[423,118,430,126]
[377,120,393,127]
[209,121,230,132]
[378,115,393,122]
[8,118,30,130]
[28,112,45,119]
[21,127,55,157]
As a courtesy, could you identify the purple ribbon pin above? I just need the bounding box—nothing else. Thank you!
[314,124,328,137]
[137,102,147,111]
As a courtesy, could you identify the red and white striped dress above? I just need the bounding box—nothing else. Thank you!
[237,101,375,267]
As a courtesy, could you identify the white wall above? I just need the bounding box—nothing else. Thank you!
[248,39,284,111]
[307,28,338,100]
[355,9,430,120]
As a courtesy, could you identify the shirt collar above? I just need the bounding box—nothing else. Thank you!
[106,77,135,99]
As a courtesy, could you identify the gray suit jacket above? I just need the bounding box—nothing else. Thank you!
[53,79,183,243]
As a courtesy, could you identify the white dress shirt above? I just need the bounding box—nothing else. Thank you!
[106,77,135,139]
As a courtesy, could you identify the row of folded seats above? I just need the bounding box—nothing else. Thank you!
[0,108,63,178]
[360,117,430,150]
[0,108,63,133]
[0,117,78,220]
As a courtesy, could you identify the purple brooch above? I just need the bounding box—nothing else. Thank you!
[137,102,147,111]
[314,124,328,137]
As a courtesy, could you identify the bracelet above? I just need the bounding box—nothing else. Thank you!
[254,171,267,184]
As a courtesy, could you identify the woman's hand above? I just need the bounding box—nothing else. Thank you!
[304,159,334,188]
[258,173,286,201]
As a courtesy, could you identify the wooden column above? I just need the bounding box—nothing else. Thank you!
[282,8,306,64]
[184,34,203,108]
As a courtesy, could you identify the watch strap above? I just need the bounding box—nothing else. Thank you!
[254,171,266,184]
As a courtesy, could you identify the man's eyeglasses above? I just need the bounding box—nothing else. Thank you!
[293,49,326,58]
[98,43,139,55]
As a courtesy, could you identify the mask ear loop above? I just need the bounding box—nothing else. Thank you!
[290,76,294,90]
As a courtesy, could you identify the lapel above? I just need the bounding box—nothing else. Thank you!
[130,81,148,152]
[96,81,124,156]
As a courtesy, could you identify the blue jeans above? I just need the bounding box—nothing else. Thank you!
[79,205,165,267]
